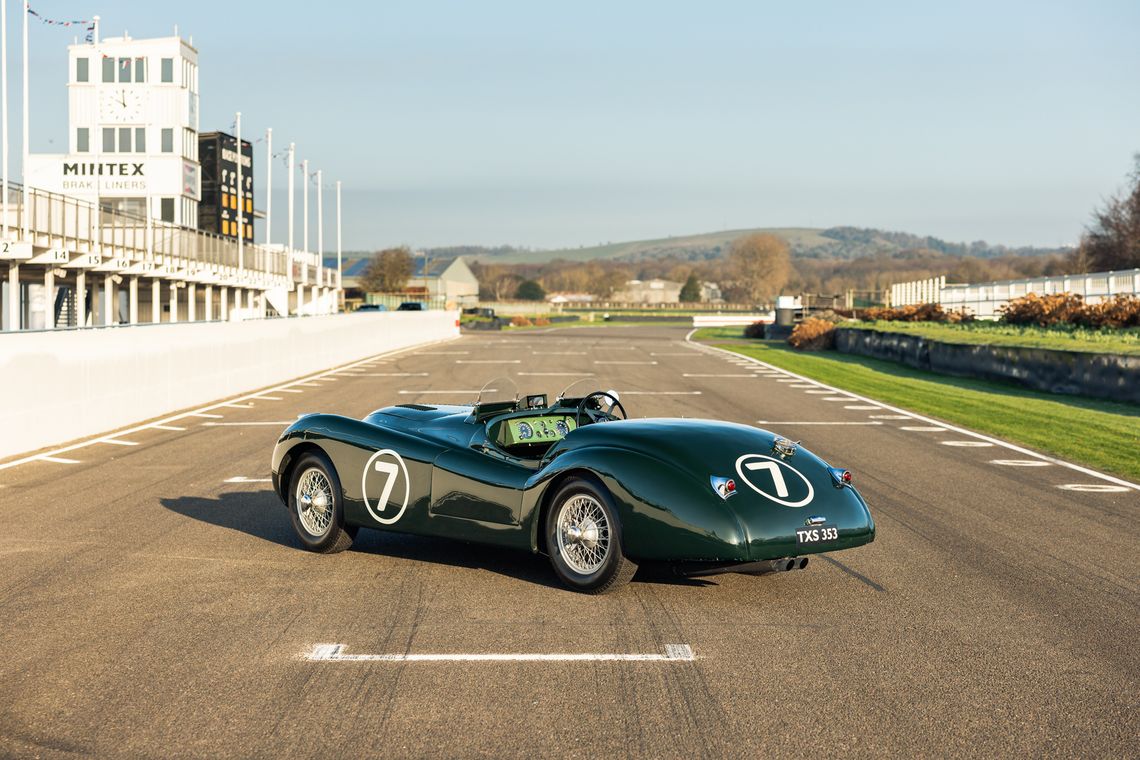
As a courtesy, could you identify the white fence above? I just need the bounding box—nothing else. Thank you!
[890,269,1140,318]
[0,310,459,460]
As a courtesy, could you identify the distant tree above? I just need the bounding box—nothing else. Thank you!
[727,233,791,303]
[1079,154,1140,272]
[360,246,414,292]
[516,279,546,301]
[679,274,702,302]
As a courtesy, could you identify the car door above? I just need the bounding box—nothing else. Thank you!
[429,446,531,526]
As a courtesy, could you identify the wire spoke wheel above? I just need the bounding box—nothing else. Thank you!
[555,494,611,574]
[295,466,334,537]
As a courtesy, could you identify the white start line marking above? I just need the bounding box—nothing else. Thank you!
[456,359,522,364]
[899,426,948,432]
[594,361,658,365]
[37,455,81,464]
[303,644,695,663]
[844,405,881,410]
[149,424,187,431]
[941,441,994,447]
[869,414,911,420]
[1056,484,1129,493]
[683,373,761,378]
[517,372,595,377]
[254,396,282,402]
[224,476,273,483]
[990,460,1051,467]
[758,421,884,426]
[365,372,429,377]
[204,421,293,427]
[98,438,138,446]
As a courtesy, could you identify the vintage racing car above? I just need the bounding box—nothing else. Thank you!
[270,379,875,593]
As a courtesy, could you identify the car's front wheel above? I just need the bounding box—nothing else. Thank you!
[288,451,356,553]
[545,476,637,593]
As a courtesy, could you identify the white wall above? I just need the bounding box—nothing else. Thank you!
[0,311,460,460]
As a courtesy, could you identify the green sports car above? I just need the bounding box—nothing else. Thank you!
[270,380,875,593]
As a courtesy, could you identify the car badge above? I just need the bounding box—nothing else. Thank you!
[805,516,827,526]
[772,436,798,459]
[710,475,737,500]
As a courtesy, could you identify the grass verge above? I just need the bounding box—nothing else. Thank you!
[846,321,1140,355]
[691,330,1140,482]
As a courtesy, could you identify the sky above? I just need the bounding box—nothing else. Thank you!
[6,0,1140,251]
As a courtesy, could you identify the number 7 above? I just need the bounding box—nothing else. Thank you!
[373,461,398,511]
[745,461,789,497]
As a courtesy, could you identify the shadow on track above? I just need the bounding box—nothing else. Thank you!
[160,489,710,590]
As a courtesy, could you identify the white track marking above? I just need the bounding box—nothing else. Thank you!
[533,351,586,355]
[844,405,881,410]
[456,359,522,364]
[776,379,798,383]
[941,441,994,447]
[297,382,323,387]
[822,397,855,402]
[365,372,429,377]
[682,373,758,378]
[990,460,1052,467]
[651,352,696,356]
[804,390,833,394]
[1057,484,1129,493]
[148,424,187,431]
[254,396,283,401]
[223,402,254,408]
[418,351,469,355]
[204,422,293,427]
[757,421,884,426]
[789,384,818,388]
[317,377,339,382]
[304,644,695,663]
[224,476,273,483]
[0,337,461,472]
[37,455,80,464]
[618,391,702,395]
[594,360,658,365]
[869,414,911,420]
[398,390,484,395]
[98,438,138,446]
[517,372,595,377]
[688,336,1140,492]
[899,426,947,432]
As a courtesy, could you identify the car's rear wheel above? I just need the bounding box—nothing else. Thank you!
[288,451,356,553]
[545,476,637,593]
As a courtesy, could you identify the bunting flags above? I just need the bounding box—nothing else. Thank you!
[27,6,96,42]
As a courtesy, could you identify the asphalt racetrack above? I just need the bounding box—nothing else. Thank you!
[1,325,1136,757]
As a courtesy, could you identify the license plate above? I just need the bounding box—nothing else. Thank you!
[796,525,838,544]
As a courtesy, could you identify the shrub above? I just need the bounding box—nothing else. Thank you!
[860,302,973,323]
[534,317,551,326]
[999,293,1085,326]
[1072,294,1140,329]
[510,315,533,327]
[788,318,836,351]
[744,321,767,338]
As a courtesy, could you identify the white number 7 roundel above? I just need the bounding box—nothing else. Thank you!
[362,449,411,524]
[734,453,814,508]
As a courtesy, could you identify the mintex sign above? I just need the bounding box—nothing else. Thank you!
[25,154,190,197]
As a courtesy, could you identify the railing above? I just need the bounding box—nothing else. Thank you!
[2,182,291,285]
[890,269,1140,318]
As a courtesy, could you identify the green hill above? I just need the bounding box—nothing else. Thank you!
[429,227,1066,265]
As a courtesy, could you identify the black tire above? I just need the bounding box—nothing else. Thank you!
[287,451,356,554]
[545,476,637,594]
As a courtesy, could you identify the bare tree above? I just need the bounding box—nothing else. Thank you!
[360,246,414,293]
[1079,154,1140,272]
[726,233,791,303]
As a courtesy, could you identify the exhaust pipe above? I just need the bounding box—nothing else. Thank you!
[676,556,809,577]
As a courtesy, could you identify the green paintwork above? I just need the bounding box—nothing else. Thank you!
[270,395,875,568]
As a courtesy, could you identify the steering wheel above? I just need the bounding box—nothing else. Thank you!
[575,391,628,428]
